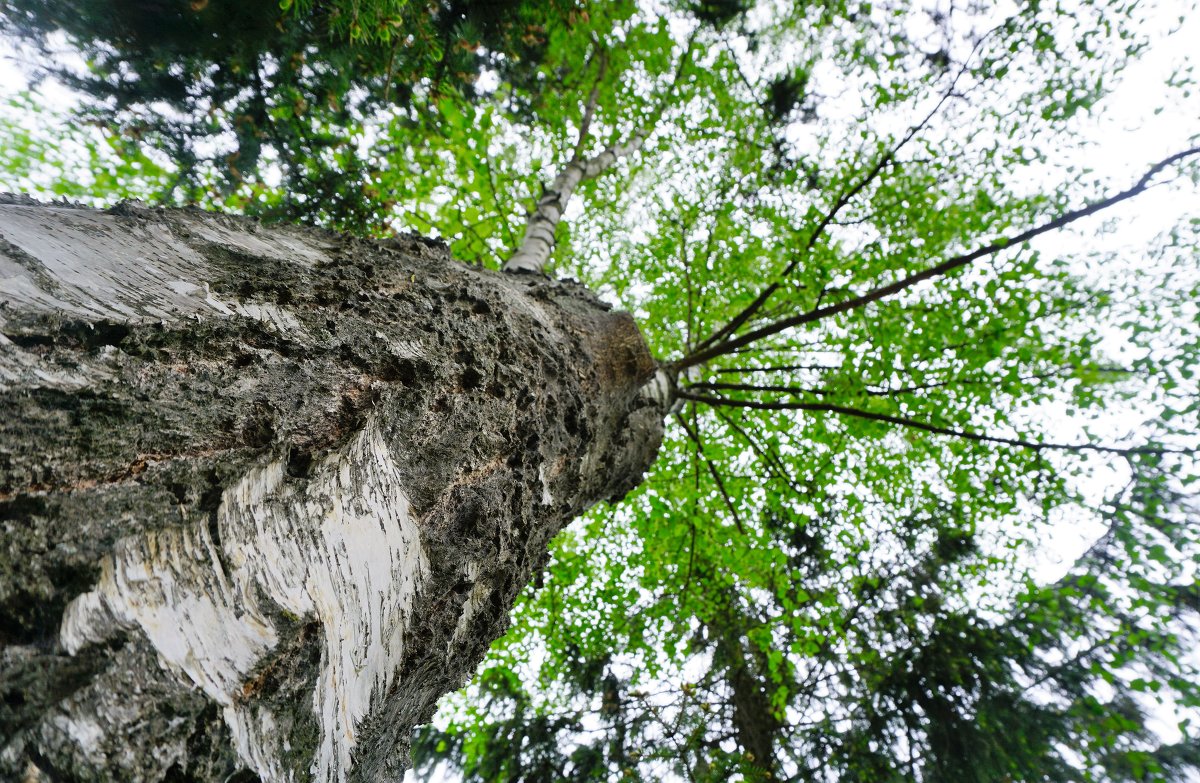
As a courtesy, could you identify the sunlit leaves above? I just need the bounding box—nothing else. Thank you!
[436,0,1200,779]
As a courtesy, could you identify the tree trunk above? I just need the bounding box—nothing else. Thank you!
[0,197,668,783]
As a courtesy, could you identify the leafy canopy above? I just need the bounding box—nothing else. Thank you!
[0,0,581,227]
[2,0,1200,780]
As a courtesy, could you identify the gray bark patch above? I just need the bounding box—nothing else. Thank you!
[0,201,666,782]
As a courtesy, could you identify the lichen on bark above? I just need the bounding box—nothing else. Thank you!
[0,198,667,782]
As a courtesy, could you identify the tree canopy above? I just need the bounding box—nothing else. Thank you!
[2,0,1200,780]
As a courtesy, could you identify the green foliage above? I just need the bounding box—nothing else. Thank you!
[0,0,586,228]
[3,0,1200,780]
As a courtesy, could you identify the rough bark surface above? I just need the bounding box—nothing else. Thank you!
[0,197,666,782]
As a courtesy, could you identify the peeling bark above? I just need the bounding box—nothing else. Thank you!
[0,197,667,782]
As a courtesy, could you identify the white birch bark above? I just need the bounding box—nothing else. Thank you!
[502,131,647,275]
[0,197,668,783]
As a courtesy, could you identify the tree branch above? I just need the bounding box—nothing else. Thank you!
[503,36,697,274]
[690,381,833,396]
[693,366,1129,398]
[711,408,804,496]
[676,146,1200,369]
[573,49,608,160]
[675,412,747,535]
[688,27,994,356]
[677,391,1194,456]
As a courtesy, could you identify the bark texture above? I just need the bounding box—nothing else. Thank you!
[0,197,667,782]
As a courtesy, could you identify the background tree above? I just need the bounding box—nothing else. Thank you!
[0,0,585,228]
[2,0,1199,780]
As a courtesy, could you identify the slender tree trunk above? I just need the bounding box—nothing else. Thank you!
[0,197,668,783]
[502,131,646,275]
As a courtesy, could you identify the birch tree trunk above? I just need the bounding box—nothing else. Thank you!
[502,132,647,275]
[0,197,668,783]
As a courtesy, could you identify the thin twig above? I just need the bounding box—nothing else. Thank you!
[675,413,747,535]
